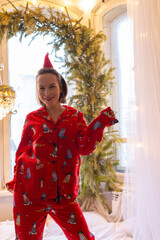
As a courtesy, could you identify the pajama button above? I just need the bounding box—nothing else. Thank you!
[53,127,56,130]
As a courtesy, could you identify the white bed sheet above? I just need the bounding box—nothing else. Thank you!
[0,212,133,240]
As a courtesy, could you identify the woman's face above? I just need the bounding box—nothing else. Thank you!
[37,73,62,109]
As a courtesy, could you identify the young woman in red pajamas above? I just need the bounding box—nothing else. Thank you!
[6,54,117,240]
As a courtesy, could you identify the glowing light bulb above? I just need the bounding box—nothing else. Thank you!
[140,33,146,39]
[137,143,143,148]
[78,0,93,12]
[133,106,138,111]
[64,0,70,6]
[135,1,139,4]
[32,0,37,4]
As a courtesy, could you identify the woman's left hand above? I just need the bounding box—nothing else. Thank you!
[108,109,116,119]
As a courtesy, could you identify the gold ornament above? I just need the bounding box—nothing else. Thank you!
[0,84,16,120]
[0,63,16,120]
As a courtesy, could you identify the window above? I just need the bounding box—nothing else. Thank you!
[103,6,132,170]
[8,34,75,178]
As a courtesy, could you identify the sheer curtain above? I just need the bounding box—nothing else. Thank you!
[124,0,160,239]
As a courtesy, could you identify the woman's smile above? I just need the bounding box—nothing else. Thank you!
[44,97,54,101]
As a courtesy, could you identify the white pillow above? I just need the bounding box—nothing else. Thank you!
[45,211,107,235]
[83,211,108,228]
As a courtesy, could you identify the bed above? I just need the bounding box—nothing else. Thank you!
[0,193,133,240]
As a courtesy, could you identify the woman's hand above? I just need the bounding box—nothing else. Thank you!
[6,185,14,194]
[101,107,118,124]
[108,109,116,119]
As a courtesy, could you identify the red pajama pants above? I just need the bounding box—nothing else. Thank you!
[13,192,95,240]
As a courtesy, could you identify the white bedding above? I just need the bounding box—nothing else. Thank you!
[0,212,133,240]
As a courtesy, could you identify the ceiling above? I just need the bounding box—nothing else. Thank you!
[0,0,105,17]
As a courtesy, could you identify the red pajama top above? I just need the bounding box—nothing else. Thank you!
[6,105,113,200]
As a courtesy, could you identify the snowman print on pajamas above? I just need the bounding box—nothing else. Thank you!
[44,205,51,212]
[68,212,76,224]
[78,231,87,240]
[40,178,44,188]
[36,157,44,170]
[51,171,57,182]
[50,143,58,157]
[67,194,72,199]
[92,121,102,130]
[41,193,47,199]
[25,167,31,179]
[58,128,66,138]
[63,161,67,167]
[63,172,72,183]
[30,222,37,235]
[23,192,31,205]
[65,149,72,159]
[43,123,51,133]
[20,162,24,174]
[16,213,21,226]
[28,139,32,146]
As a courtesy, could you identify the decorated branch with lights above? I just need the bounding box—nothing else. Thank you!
[0,63,15,120]
[0,2,126,213]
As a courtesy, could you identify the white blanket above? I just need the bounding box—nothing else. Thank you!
[0,212,133,240]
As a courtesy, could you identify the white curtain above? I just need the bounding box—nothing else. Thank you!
[123,0,160,239]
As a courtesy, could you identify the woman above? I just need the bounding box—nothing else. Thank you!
[6,53,117,240]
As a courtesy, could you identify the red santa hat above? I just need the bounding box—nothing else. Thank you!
[43,53,53,68]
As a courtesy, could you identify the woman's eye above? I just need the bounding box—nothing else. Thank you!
[50,85,55,88]
[40,87,45,90]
